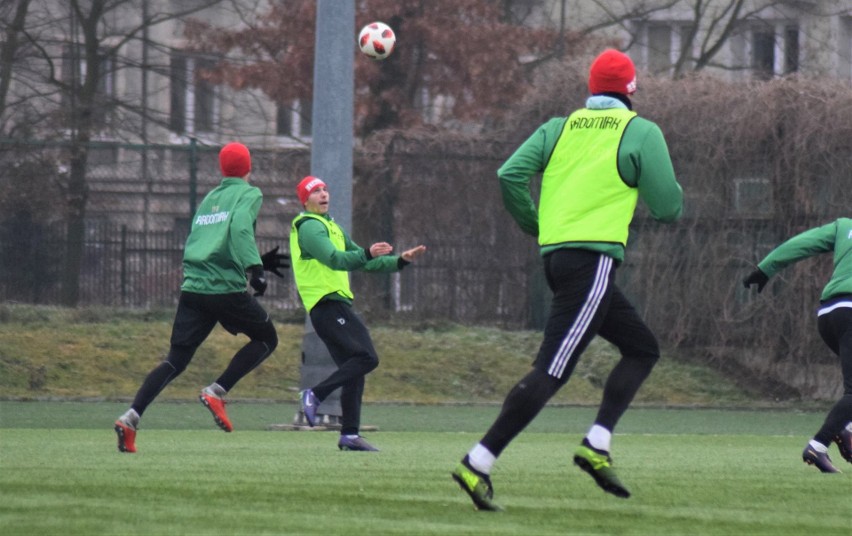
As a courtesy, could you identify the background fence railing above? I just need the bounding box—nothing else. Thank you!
[0,220,306,310]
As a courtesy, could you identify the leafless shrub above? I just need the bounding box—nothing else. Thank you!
[635,74,852,399]
[353,67,852,399]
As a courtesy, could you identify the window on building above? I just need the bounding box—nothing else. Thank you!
[61,44,115,125]
[416,86,456,125]
[633,21,695,76]
[752,29,775,80]
[841,17,852,80]
[647,25,673,75]
[276,99,312,138]
[784,25,799,74]
[169,52,217,134]
[749,23,799,80]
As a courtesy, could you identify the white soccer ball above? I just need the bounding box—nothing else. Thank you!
[358,22,396,60]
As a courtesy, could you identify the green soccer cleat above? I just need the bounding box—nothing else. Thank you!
[573,442,631,498]
[451,459,503,512]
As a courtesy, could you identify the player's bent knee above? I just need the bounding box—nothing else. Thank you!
[644,349,661,364]
[363,353,379,373]
[624,336,660,363]
[254,321,278,352]
[164,346,194,374]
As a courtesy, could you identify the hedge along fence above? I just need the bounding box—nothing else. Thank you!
[638,75,852,400]
[353,69,852,400]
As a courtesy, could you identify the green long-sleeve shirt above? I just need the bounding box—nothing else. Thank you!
[498,96,683,262]
[758,218,852,301]
[296,213,403,304]
[181,177,263,294]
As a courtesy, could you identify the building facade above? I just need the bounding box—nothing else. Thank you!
[533,0,852,81]
[3,0,851,237]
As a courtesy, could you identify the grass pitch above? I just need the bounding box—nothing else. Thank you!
[1,402,849,535]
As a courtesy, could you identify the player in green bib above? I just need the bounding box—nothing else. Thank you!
[453,49,683,510]
[743,218,852,472]
[291,176,426,451]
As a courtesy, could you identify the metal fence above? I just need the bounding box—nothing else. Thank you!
[0,216,536,326]
[0,136,539,327]
[3,221,177,307]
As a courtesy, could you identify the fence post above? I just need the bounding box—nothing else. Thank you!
[189,138,198,219]
[120,225,127,305]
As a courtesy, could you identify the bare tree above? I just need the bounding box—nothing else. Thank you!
[0,0,32,126]
[182,0,576,137]
[1,0,226,306]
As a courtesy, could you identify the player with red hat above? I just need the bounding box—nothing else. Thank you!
[452,49,684,510]
[114,142,289,453]
[290,175,426,451]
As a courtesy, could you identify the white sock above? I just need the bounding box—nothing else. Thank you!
[808,439,828,453]
[586,424,612,452]
[343,434,359,439]
[205,383,227,397]
[467,443,496,475]
[121,408,140,426]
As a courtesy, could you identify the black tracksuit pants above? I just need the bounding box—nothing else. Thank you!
[482,249,660,457]
[814,305,852,445]
[131,291,278,416]
[309,299,379,436]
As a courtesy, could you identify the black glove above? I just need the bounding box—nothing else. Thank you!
[249,265,267,297]
[742,268,769,293]
[260,246,290,278]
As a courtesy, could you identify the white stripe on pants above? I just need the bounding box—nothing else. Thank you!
[547,255,613,378]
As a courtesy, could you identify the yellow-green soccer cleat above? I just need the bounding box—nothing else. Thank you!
[451,459,503,512]
[573,442,631,498]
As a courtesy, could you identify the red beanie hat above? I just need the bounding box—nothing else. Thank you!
[297,175,327,205]
[219,142,252,177]
[588,49,637,95]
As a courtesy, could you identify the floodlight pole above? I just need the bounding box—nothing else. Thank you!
[296,0,355,426]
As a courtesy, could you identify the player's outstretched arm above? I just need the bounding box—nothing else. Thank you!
[401,245,427,263]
